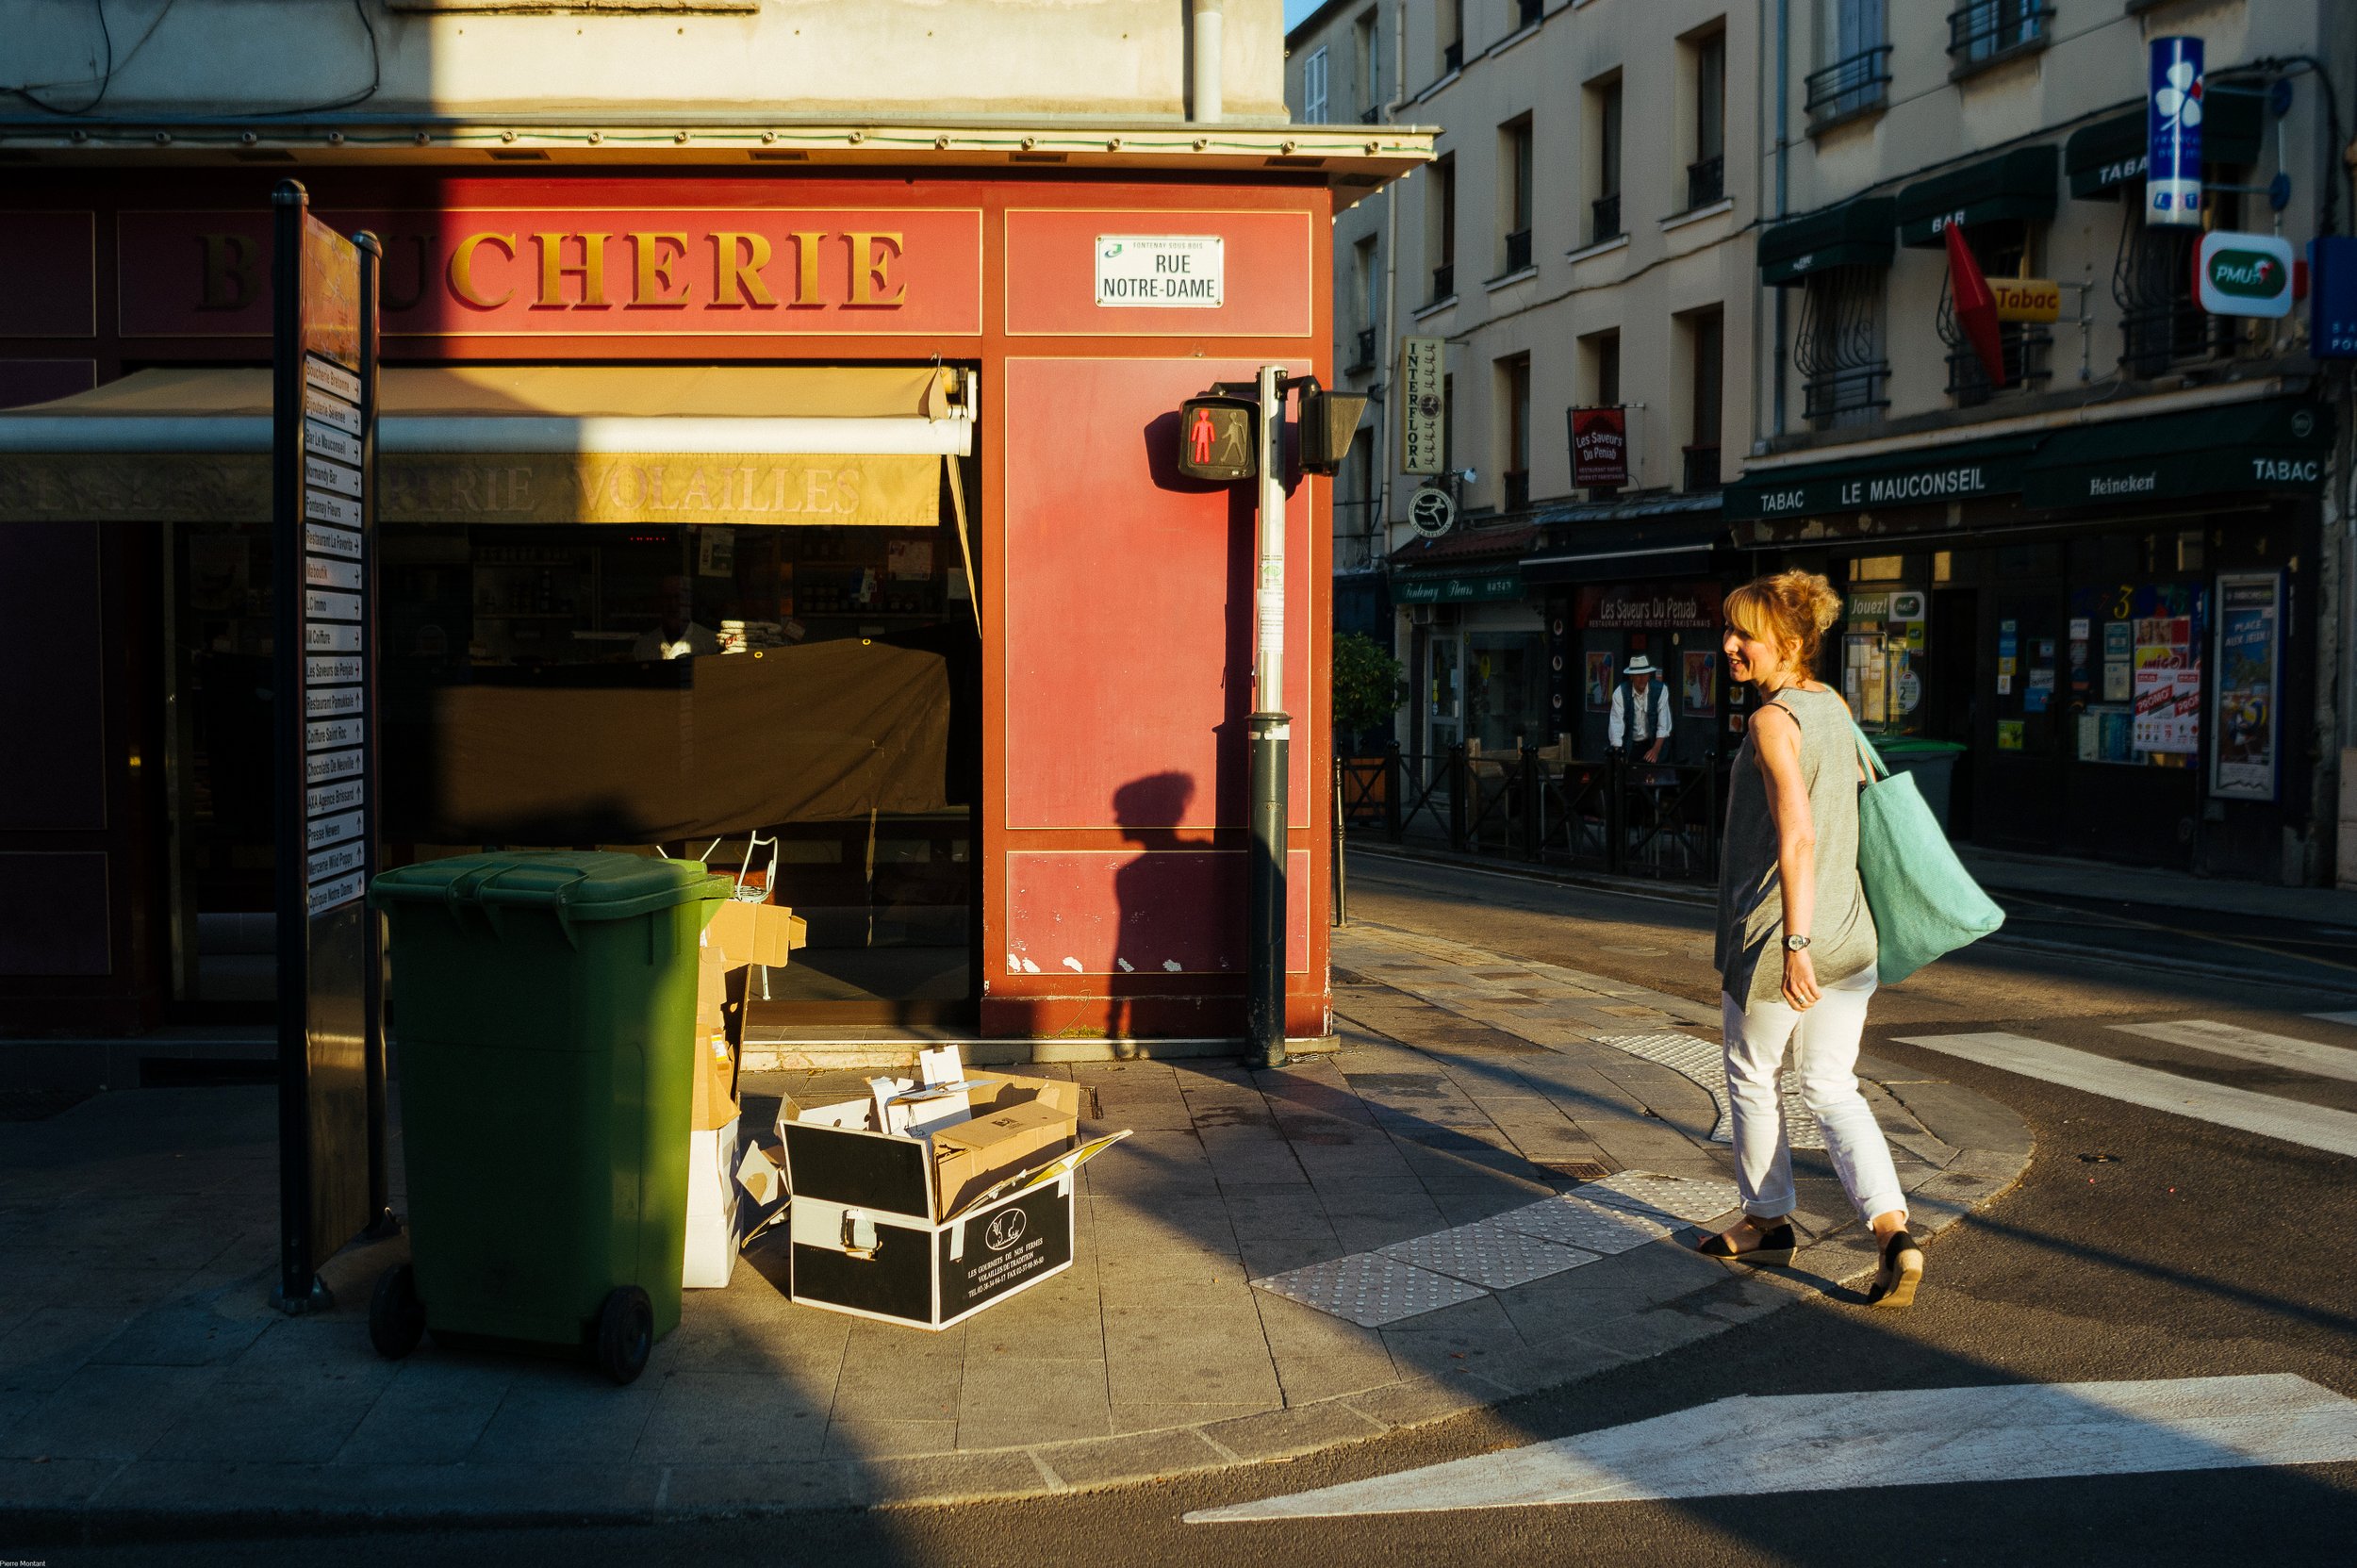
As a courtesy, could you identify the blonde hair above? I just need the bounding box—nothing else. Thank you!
[1724,569,1843,670]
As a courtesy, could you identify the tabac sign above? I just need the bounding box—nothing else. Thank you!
[118,207,984,338]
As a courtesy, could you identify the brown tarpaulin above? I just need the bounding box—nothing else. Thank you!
[384,638,953,844]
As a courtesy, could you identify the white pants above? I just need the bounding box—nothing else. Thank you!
[1720,965,1907,1225]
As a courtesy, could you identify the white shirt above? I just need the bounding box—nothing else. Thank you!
[1608,679,1673,749]
[633,622,719,661]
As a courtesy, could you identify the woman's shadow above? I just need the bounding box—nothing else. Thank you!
[1109,771,1203,1046]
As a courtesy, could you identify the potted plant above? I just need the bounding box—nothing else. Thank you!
[1330,631,1406,825]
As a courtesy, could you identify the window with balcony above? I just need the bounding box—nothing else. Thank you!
[1948,1,2051,71]
[1687,28,1725,209]
[1516,0,1543,28]
[1682,307,1723,491]
[1440,0,1464,75]
[1354,9,1381,121]
[1301,45,1328,124]
[1499,354,1532,510]
[1350,236,1379,372]
[1428,155,1458,303]
[1807,0,1888,127]
[1498,114,1535,278]
[1794,265,1888,427]
[1590,75,1624,245]
[1937,220,2051,405]
[2113,211,2233,379]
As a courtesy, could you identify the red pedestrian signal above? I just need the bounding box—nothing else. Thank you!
[1177,395,1257,482]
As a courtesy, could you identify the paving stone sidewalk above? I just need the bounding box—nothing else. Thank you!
[0,923,2030,1532]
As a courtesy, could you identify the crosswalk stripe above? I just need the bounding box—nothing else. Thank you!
[2110,1019,2357,1085]
[1185,1375,2357,1521]
[1891,1032,2357,1159]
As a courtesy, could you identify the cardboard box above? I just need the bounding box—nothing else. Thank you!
[690,944,739,1132]
[966,1069,1082,1122]
[931,1098,1074,1219]
[684,1116,745,1289]
[706,900,804,969]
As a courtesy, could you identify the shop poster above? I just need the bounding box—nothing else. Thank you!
[2211,571,2281,801]
[1585,653,1614,712]
[1682,651,1717,715]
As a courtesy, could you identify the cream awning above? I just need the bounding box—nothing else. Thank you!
[0,364,972,526]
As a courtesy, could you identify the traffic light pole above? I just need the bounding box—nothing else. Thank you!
[1247,364,1289,1070]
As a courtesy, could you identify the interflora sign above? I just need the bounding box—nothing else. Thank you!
[2198,231,2295,318]
[118,207,983,337]
[1400,335,1445,475]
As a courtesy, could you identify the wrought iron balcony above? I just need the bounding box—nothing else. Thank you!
[1802,363,1889,427]
[1947,2,2052,68]
[1429,263,1456,304]
[1686,154,1724,210]
[1945,324,2053,406]
[1805,45,1891,126]
[1503,227,1533,273]
[1517,0,1543,27]
[1502,470,1530,510]
[1442,40,1463,74]
[1350,327,1377,372]
[1590,193,1623,246]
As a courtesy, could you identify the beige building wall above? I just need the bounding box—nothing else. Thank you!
[0,0,1292,124]
[1291,0,1758,553]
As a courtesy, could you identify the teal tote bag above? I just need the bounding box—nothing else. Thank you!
[1850,724,2004,983]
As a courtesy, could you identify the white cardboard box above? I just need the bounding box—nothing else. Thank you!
[684,1115,744,1289]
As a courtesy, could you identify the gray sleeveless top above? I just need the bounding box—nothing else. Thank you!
[1714,685,1877,1007]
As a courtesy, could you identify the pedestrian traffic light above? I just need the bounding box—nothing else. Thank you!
[1177,394,1258,482]
[1297,388,1368,475]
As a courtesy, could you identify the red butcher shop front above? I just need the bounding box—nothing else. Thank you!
[0,139,1425,1065]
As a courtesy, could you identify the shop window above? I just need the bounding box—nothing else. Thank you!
[1841,584,1928,734]
[1937,219,2051,405]
[1794,263,1887,428]
[1850,554,1904,582]
[1467,633,1550,753]
[1934,551,1953,583]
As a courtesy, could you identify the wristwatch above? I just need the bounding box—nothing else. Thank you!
[1784,934,1811,952]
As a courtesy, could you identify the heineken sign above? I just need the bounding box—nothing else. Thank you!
[2198,231,2295,318]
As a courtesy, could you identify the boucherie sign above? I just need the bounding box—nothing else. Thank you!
[118,207,982,338]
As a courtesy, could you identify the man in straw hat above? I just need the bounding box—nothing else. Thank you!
[1607,653,1673,764]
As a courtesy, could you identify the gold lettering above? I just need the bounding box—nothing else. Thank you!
[449,233,517,309]
[789,231,824,306]
[198,233,259,312]
[765,468,789,511]
[834,470,858,513]
[846,232,906,306]
[712,232,777,307]
[452,466,481,512]
[804,470,832,512]
[630,232,691,307]
[507,466,533,510]
[680,469,712,510]
[534,232,611,307]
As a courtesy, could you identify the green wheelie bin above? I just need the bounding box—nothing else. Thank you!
[365,851,730,1383]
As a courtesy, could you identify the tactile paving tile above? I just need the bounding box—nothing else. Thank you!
[1490,1194,1675,1256]
[1251,1252,1490,1328]
[1377,1218,1598,1290]
[1597,1031,1825,1150]
[1574,1169,1745,1225]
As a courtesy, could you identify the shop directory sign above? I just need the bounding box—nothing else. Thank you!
[272,181,391,1313]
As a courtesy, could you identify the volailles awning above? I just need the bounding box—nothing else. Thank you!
[0,363,973,526]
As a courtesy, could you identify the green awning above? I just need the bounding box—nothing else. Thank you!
[1395,568,1524,604]
[1758,197,1898,287]
[2021,397,2332,507]
[1724,433,2046,522]
[1895,145,2059,247]
[2064,90,2267,199]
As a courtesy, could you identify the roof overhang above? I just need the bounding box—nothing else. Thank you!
[0,119,1435,211]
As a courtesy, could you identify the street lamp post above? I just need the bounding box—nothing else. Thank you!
[1247,363,1290,1070]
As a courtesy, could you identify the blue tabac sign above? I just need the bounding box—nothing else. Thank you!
[2147,37,2204,228]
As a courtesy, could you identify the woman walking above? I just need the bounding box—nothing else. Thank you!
[1700,570,1922,1308]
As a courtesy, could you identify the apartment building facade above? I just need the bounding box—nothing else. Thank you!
[1288,0,1759,768]
[1730,0,2354,885]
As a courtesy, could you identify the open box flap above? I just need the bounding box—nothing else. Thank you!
[942,1129,1132,1223]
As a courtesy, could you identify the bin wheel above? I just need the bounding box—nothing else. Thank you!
[368,1263,426,1360]
[595,1285,653,1385]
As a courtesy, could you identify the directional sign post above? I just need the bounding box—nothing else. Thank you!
[272,180,391,1314]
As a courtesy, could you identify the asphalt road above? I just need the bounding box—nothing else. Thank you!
[48,858,2357,1567]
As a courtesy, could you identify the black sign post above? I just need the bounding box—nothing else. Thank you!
[272,180,393,1314]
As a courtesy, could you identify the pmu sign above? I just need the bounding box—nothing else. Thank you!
[2148,37,2205,227]
[2199,232,2295,318]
